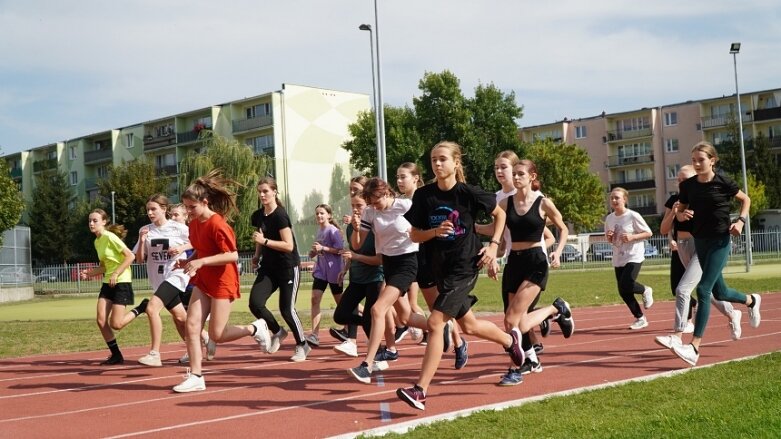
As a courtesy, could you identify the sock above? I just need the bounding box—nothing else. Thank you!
[106,339,122,357]
[526,348,538,364]
[692,345,699,354]
[192,373,202,378]
[131,298,149,316]
[251,325,257,336]
[748,295,756,308]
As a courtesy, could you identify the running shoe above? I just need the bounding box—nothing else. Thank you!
[729,309,742,340]
[374,346,399,362]
[506,328,525,366]
[138,351,162,367]
[396,385,426,410]
[498,368,523,386]
[454,337,468,370]
[173,369,206,393]
[329,327,349,343]
[748,294,761,328]
[519,358,543,375]
[349,362,372,384]
[394,326,410,343]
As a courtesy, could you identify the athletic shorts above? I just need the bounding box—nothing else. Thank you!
[382,252,417,295]
[416,251,436,289]
[312,277,344,295]
[179,284,194,310]
[155,281,185,310]
[433,274,479,320]
[98,282,134,305]
[502,247,549,294]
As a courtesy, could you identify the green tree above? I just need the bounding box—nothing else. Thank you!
[0,160,24,246]
[297,189,325,254]
[97,160,170,248]
[728,172,767,220]
[178,134,273,251]
[67,199,103,262]
[30,171,73,263]
[747,133,781,208]
[525,140,606,233]
[328,164,350,219]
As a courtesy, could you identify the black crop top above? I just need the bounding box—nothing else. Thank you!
[506,195,546,243]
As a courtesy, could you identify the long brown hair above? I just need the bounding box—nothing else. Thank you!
[257,176,284,208]
[432,141,466,183]
[147,193,170,218]
[516,159,541,191]
[397,162,424,188]
[181,169,240,221]
[91,208,127,238]
[315,203,341,230]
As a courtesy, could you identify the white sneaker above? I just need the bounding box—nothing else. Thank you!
[673,343,699,366]
[205,339,217,361]
[334,340,358,357]
[371,360,389,372]
[178,352,189,364]
[173,370,206,393]
[748,294,761,328]
[642,286,654,309]
[729,309,742,340]
[410,327,423,342]
[268,327,288,354]
[252,319,271,353]
[654,334,682,350]
[290,343,312,362]
[305,333,320,347]
[138,351,162,367]
[629,316,648,330]
[683,322,695,333]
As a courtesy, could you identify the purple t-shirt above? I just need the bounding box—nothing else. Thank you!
[313,224,344,284]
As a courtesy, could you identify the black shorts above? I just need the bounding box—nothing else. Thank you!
[155,281,184,310]
[416,251,436,289]
[382,253,417,295]
[180,284,194,310]
[502,247,549,294]
[99,282,134,305]
[312,277,344,295]
[433,274,479,320]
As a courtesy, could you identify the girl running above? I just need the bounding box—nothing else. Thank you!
[306,204,344,347]
[396,141,524,410]
[249,177,309,362]
[81,209,142,365]
[172,170,270,392]
[672,142,761,366]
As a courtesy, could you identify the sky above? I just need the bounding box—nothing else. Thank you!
[1,0,780,155]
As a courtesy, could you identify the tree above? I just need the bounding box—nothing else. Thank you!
[747,133,781,208]
[30,171,73,263]
[524,140,607,233]
[0,160,24,246]
[297,189,325,253]
[328,163,350,219]
[178,134,273,251]
[97,160,170,248]
[67,199,104,262]
[729,172,767,221]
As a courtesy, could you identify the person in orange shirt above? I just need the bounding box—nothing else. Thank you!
[172,170,271,393]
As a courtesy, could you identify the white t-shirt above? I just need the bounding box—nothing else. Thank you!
[496,188,548,258]
[360,197,419,257]
[604,209,651,267]
[140,220,191,291]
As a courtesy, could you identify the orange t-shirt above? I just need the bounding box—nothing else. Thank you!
[189,213,240,300]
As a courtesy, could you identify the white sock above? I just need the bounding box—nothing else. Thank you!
[525,348,538,364]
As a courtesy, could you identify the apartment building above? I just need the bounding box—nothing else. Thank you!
[519,88,781,217]
[3,84,370,228]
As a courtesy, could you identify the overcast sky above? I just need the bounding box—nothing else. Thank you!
[1,0,780,155]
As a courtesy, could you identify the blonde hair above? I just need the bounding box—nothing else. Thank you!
[495,150,520,165]
[611,187,629,202]
[691,141,719,164]
[181,169,240,221]
[432,141,466,183]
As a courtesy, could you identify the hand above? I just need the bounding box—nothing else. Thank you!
[183,259,204,277]
[340,250,353,261]
[606,230,614,241]
[342,214,350,225]
[168,246,182,256]
[79,269,89,280]
[437,220,454,238]
[476,245,496,270]
[669,240,678,252]
[549,251,561,268]
[109,272,118,287]
[676,209,694,222]
[252,231,265,245]
[351,210,361,229]
[620,233,632,243]
[729,221,744,236]
[139,226,149,240]
[337,271,346,284]
[313,242,324,253]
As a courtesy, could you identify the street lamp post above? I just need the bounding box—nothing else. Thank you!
[729,42,752,271]
[372,0,387,181]
[111,191,116,224]
[359,23,383,180]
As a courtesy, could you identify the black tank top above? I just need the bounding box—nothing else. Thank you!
[506,195,546,243]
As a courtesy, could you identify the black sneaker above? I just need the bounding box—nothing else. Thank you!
[533,343,544,355]
[505,328,525,366]
[454,337,468,370]
[540,317,552,337]
[329,327,349,343]
[100,354,124,365]
[394,326,410,343]
[349,362,372,384]
[374,346,399,362]
[519,358,543,375]
[419,332,428,346]
[397,385,426,410]
[553,298,575,338]
[443,320,453,353]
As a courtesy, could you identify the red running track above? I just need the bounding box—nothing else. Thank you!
[1,292,779,438]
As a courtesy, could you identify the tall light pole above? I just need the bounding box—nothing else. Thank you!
[111,191,116,224]
[729,42,753,271]
[372,0,387,181]
[359,23,383,180]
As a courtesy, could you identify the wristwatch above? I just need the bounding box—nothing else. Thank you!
[735,216,747,224]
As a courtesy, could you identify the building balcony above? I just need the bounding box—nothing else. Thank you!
[232,115,273,133]
[84,148,112,165]
[176,129,212,144]
[606,154,654,167]
[606,128,652,142]
[10,168,22,179]
[84,177,98,191]
[770,137,781,149]
[630,204,658,216]
[32,158,57,173]
[609,179,655,191]
[753,106,781,122]
[143,134,177,151]
[155,164,178,176]
[701,112,753,129]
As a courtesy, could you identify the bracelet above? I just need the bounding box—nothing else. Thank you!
[489,239,500,246]
[264,238,269,246]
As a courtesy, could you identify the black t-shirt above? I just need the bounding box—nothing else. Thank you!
[678,173,739,238]
[664,194,692,237]
[250,207,300,269]
[404,182,496,279]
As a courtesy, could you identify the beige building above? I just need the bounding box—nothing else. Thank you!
[520,88,781,218]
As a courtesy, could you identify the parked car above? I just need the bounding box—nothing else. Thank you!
[644,242,659,258]
[0,266,35,284]
[35,268,65,283]
[589,242,613,261]
[560,244,583,262]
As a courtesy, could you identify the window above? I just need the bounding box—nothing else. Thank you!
[246,103,271,119]
[97,166,109,179]
[246,135,274,156]
[711,104,734,117]
[666,164,681,179]
[664,112,678,126]
[47,149,57,160]
[69,171,78,186]
[155,124,173,137]
[195,116,212,128]
[125,133,134,148]
[665,138,679,153]
[713,131,730,146]
[575,126,587,139]
[69,145,77,160]
[617,117,650,132]
[155,153,176,169]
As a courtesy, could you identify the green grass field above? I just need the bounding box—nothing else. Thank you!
[1,264,779,437]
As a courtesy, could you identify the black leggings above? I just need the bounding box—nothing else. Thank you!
[249,266,306,345]
[670,251,695,320]
[614,262,646,318]
[333,281,382,339]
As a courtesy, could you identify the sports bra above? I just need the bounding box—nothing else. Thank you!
[506,195,546,243]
